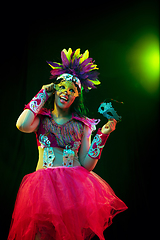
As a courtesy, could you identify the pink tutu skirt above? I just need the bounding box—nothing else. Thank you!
[8,166,127,240]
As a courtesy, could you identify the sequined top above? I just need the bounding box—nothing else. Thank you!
[35,111,100,152]
[35,110,100,169]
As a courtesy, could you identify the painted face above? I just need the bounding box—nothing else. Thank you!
[54,80,79,97]
[54,80,79,109]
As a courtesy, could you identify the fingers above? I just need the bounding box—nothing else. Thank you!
[109,118,117,123]
[46,83,55,92]
[42,83,55,92]
[105,119,117,131]
[101,118,117,134]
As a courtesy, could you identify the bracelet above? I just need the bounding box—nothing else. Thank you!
[88,128,109,159]
[24,89,49,116]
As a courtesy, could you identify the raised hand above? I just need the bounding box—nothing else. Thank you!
[42,83,55,97]
[101,119,117,135]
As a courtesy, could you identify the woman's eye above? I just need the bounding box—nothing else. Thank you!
[59,86,65,90]
[69,89,75,93]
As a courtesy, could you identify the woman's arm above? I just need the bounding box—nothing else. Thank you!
[79,119,117,171]
[79,125,98,171]
[16,83,55,133]
[16,109,40,133]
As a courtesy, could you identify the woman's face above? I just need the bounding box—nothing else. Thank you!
[54,81,79,110]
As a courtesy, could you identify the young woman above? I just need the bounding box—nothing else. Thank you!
[8,48,127,240]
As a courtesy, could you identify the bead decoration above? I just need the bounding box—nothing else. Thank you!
[39,134,51,148]
[62,146,75,167]
[43,147,55,168]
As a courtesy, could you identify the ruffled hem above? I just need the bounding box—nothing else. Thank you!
[8,166,127,240]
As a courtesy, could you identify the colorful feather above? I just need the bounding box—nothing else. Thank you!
[88,79,101,85]
[79,50,89,64]
[46,61,63,69]
[62,48,72,62]
[80,58,93,68]
[72,48,81,63]
[61,51,70,68]
[46,48,101,91]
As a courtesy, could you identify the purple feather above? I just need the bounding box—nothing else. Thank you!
[80,58,93,68]
[61,51,70,68]
[84,64,95,72]
[72,57,80,69]
[70,51,75,61]
[86,80,97,88]
[79,72,87,78]
[50,69,66,78]
[46,61,63,68]
[69,68,76,76]
[87,71,99,79]
[83,79,96,89]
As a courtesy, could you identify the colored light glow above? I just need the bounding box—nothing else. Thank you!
[128,34,159,93]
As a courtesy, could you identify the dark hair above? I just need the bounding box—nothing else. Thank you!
[70,90,88,117]
[43,88,88,117]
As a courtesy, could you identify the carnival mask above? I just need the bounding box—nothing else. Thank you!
[98,101,122,121]
[54,80,79,97]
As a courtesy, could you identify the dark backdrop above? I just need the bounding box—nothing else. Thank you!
[1,1,158,239]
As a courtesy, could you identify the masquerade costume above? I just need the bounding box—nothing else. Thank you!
[8,49,127,240]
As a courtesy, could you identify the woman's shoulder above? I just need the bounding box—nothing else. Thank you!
[72,113,100,132]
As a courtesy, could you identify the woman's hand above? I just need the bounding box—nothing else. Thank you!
[101,119,117,135]
[42,83,55,97]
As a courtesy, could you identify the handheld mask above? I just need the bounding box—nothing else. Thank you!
[98,100,124,121]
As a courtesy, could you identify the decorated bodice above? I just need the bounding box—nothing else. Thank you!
[36,114,84,152]
[35,109,100,168]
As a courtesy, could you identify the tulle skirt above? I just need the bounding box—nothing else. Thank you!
[8,166,127,240]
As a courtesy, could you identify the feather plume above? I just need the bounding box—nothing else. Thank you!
[72,48,81,63]
[80,58,93,68]
[61,51,70,68]
[46,61,63,69]
[47,48,101,91]
[79,50,89,64]
[62,48,72,62]
[50,69,65,78]
[88,79,101,85]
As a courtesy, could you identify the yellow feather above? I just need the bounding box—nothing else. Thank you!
[90,64,99,70]
[74,48,81,58]
[48,63,62,69]
[79,50,89,64]
[62,48,67,56]
[83,50,89,59]
[62,48,72,62]
[67,48,72,62]
[68,48,72,56]
[83,63,99,71]
[88,79,101,85]
[72,48,81,62]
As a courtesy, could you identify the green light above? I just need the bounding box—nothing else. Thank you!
[141,40,159,78]
[128,34,159,93]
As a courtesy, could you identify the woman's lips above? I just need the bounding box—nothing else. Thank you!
[59,94,69,103]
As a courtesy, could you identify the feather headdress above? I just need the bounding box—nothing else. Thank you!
[46,48,100,91]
